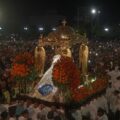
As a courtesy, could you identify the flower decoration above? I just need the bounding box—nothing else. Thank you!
[12,52,34,66]
[10,52,37,93]
[72,78,108,102]
[52,56,81,89]
[11,52,34,78]
[11,64,29,78]
[52,55,108,103]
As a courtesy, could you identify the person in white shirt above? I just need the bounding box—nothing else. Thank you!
[72,108,82,120]
[109,90,119,114]
[37,104,51,120]
[0,103,7,115]
[30,102,41,120]
[96,95,108,114]
[9,117,16,120]
[107,66,120,83]
[96,107,108,120]
[105,82,114,102]
[113,91,120,120]
[88,100,98,120]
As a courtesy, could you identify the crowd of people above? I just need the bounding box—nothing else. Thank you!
[0,74,120,120]
[0,39,120,120]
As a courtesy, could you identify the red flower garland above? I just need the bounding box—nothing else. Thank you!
[52,55,108,102]
[72,79,108,102]
[11,52,34,79]
[13,52,34,66]
[53,56,81,87]
[11,64,29,77]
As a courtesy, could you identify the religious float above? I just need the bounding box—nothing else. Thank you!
[15,20,108,108]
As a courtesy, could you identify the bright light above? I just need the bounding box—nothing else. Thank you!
[91,8,96,14]
[52,28,56,31]
[78,85,83,89]
[104,28,109,32]
[38,27,44,31]
[95,53,98,56]
[88,60,91,63]
[91,78,96,82]
[0,27,2,30]
[24,27,28,31]
[61,34,68,39]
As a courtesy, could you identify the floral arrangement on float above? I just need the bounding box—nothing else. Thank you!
[52,56,80,102]
[10,52,37,94]
[52,56,108,104]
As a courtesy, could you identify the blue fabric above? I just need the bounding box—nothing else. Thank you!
[15,106,24,116]
[38,84,53,96]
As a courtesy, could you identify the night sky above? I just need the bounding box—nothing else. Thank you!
[0,0,120,30]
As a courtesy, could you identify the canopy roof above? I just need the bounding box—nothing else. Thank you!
[39,20,88,47]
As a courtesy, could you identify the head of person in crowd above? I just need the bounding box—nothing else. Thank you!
[113,90,119,96]
[117,76,120,81]
[54,115,61,120]
[39,103,45,110]
[108,82,112,88]
[20,109,29,119]
[26,99,32,107]
[51,106,57,112]
[18,100,24,106]
[97,107,105,117]
[9,110,16,119]
[33,101,39,108]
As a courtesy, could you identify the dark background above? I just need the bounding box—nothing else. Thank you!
[0,0,119,33]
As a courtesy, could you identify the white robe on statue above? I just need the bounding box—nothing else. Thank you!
[32,55,61,102]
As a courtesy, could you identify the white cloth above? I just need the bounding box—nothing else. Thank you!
[97,114,108,120]
[72,109,82,120]
[113,96,120,112]
[40,107,51,120]
[26,104,34,119]
[112,80,120,91]
[37,55,61,89]
[96,96,108,114]
[9,117,16,120]
[81,105,90,116]
[18,116,27,120]
[32,55,61,101]
[107,67,120,83]
[106,87,114,102]
[88,100,98,120]
[109,94,118,113]
[31,107,40,120]
[0,104,7,115]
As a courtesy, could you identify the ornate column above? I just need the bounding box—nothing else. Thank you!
[79,43,89,75]
[34,35,46,77]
